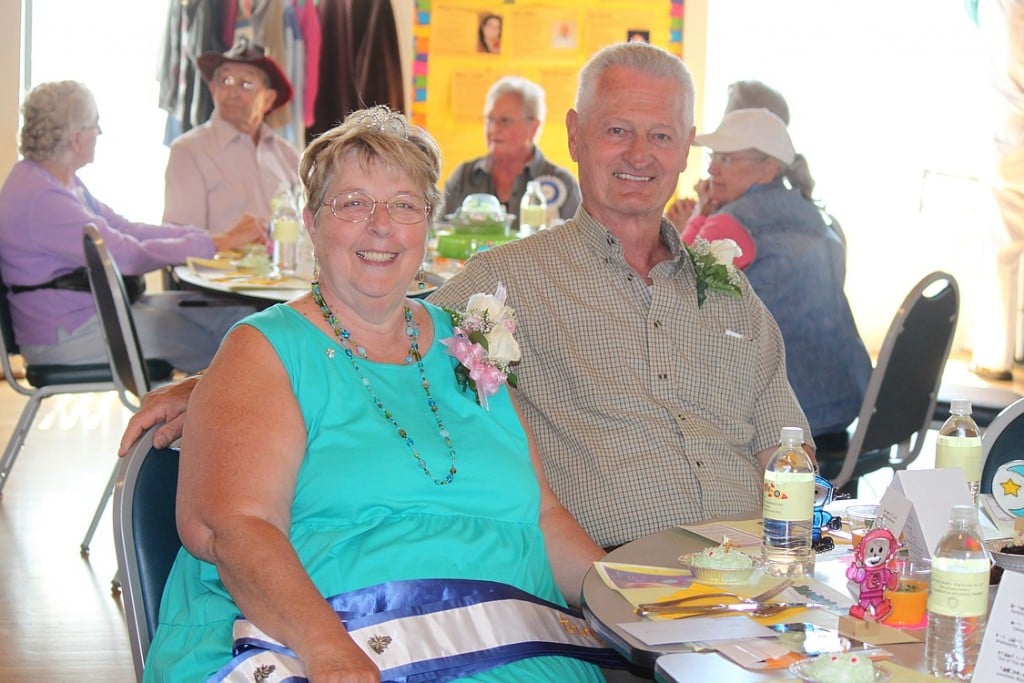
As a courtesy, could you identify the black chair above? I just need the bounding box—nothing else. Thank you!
[112,424,181,681]
[0,268,116,497]
[81,224,173,553]
[981,396,1024,494]
[817,271,960,495]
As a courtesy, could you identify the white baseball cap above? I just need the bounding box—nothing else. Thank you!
[693,108,796,166]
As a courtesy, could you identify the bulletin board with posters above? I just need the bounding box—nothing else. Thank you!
[411,0,684,190]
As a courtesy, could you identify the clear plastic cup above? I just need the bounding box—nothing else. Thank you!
[846,504,879,548]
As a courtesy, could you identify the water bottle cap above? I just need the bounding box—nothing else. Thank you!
[950,399,972,414]
[780,426,803,444]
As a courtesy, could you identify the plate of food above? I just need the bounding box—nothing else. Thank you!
[789,653,891,683]
[987,536,1024,573]
[679,537,757,584]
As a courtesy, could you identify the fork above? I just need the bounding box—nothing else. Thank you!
[668,600,821,619]
[636,579,793,616]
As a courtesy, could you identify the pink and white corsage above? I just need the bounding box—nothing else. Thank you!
[440,284,520,409]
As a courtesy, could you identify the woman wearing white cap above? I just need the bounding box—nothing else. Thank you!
[680,108,872,451]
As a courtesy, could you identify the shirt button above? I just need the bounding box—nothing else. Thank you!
[653,320,661,328]
[658,372,667,380]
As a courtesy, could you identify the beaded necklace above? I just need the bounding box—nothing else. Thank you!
[310,281,456,485]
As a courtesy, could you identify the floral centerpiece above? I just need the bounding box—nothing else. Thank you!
[685,237,744,308]
[440,284,520,409]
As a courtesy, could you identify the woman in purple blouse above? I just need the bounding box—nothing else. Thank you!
[0,81,264,373]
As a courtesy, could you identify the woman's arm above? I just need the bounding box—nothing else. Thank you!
[509,395,604,606]
[177,324,379,681]
[682,212,757,269]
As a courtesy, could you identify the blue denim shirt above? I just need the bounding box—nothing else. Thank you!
[720,180,872,436]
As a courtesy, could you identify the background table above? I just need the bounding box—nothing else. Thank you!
[173,265,447,308]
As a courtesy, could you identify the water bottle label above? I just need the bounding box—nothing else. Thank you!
[926,560,990,617]
[520,206,545,227]
[762,471,814,522]
[272,218,300,243]
[934,435,983,481]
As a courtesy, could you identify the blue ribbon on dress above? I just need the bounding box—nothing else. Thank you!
[209,578,623,682]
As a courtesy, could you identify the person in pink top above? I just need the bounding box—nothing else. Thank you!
[0,80,263,373]
[162,39,301,235]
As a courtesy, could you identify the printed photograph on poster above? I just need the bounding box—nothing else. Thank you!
[628,29,651,43]
[551,20,578,49]
[477,12,503,54]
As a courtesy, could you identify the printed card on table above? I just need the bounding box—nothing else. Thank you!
[974,569,1024,682]
[884,469,972,560]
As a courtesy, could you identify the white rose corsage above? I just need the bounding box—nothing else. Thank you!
[685,237,744,308]
[440,284,520,409]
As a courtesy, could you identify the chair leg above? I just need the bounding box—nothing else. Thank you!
[0,395,44,496]
[81,462,119,555]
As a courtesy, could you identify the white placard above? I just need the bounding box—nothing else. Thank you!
[886,469,973,559]
[974,569,1024,682]
[618,615,776,646]
[874,488,913,539]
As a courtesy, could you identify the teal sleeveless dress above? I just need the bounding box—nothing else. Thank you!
[143,301,604,683]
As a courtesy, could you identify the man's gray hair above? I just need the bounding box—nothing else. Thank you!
[575,42,695,132]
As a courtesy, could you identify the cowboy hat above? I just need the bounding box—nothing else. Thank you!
[197,39,293,113]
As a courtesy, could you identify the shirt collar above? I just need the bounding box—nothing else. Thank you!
[575,207,685,273]
[208,111,271,150]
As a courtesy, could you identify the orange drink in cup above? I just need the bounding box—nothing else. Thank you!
[884,559,930,627]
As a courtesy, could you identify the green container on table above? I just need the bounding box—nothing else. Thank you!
[439,193,518,259]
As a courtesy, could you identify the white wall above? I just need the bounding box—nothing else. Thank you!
[704,0,996,353]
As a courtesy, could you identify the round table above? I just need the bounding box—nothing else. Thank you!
[172,265,445,309]
[580,526,938,680]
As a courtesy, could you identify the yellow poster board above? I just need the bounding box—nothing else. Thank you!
[412,0,684,187]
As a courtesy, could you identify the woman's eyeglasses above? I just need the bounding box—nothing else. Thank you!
[322,192,430,225]
[708,151,769,167]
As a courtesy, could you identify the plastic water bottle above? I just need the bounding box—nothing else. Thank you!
[925,504,990,680]
[935,399,983,506]
[270,183,300,275]
[761,426,816,577]
[519,180,547,236]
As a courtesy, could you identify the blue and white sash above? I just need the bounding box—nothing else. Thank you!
[209,578,623,682]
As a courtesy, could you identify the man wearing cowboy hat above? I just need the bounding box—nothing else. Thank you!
[163,39,300,235]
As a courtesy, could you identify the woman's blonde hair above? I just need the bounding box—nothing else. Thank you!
[19,81,96,162]
[300,106,442,223]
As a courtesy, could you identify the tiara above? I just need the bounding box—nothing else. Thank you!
[348,105,409,140]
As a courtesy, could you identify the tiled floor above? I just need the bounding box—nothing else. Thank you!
[0,353,1020,680]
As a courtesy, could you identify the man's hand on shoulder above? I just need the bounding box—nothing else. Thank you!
[118,375,201,456]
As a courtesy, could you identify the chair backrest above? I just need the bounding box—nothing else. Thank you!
[113,425,181,681]
[82,224,151,409]
[981,396,1024,494]
[829,271,959,489]
[0,268,32,397]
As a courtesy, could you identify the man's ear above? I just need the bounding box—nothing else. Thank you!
[262,91,279,115]
[566,109,580,162]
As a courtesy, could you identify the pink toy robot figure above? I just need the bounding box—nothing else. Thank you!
[846,527,900,621]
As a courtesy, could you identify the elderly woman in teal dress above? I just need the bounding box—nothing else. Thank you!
[143,107,613,682]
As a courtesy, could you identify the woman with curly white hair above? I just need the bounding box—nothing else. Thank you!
[0,80,264,373]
